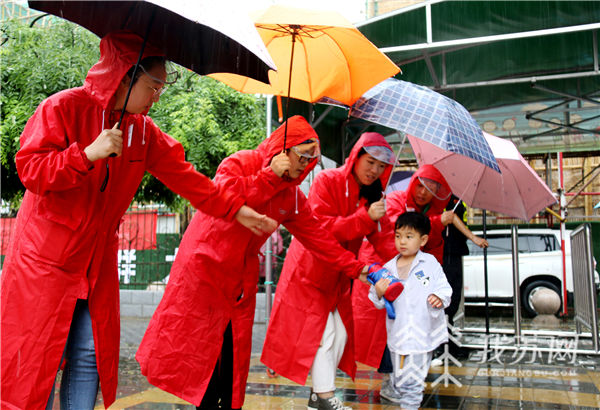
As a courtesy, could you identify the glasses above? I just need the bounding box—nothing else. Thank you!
[138,64,180,98]
[290,144,320,164]
[138,64,179,85]
[147,84,166,98]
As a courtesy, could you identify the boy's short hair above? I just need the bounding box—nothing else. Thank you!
[395,211,431,235]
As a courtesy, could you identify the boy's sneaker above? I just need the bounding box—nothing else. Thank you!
[430,358,444,367]
[307,392,352,410]
[379,383,402,404]
[308,390,319,409]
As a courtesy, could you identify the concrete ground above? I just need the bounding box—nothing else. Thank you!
[48,299,600,409]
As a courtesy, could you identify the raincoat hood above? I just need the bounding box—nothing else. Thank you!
[256,115,320,185]
[405,164,451,215]
[344,132,393,187]
[83,30,164,110]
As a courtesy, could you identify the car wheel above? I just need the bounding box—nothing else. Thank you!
[521,280,561,317]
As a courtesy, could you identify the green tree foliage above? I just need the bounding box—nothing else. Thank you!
[1,20,99,208]
[1,20,267,212]
[137,70,266,209]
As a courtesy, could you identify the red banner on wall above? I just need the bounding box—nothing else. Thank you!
[1,212,157,256]
[1,218,16,255]
[118,211,158,250]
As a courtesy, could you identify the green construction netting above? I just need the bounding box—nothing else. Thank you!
[282,1,600,163]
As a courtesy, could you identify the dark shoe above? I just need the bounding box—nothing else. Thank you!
[308,390,319,409]
[308,393,351,410]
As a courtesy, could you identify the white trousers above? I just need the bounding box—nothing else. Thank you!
[311,309,347,393]
[390,351,432,409]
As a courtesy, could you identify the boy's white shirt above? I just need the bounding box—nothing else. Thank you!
[368,250,452,355]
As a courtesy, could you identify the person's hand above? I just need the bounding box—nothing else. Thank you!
[270,151,291,178]
[84,123,123,162]
[357,265,369,284]
[471,236,489,248]
[427,294,443,308]
[441,210,454,226]
[368,198,386,221]
[234,205,278,236]
[375,277,391,299]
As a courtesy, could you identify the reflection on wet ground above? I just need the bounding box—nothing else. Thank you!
[51,308,600,409]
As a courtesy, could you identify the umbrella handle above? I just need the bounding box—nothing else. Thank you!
[383,132,406,193]
[276,96,283,123]
[101,8,156,192]
[444,199,461,235]
[282,28,299,150]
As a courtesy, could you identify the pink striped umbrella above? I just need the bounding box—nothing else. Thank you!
[409,132,556,220]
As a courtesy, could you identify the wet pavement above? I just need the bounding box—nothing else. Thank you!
[50,306,600,409]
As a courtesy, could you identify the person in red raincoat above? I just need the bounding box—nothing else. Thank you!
[136,116,370,410]
[352,164,485,384]
[261,132,398,410]
[0,31,273,410]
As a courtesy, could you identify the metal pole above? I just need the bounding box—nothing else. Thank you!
[265,96,274,322]
[545,154,552,192]
[559,152,568,316]
[511,225,522,344]
[583,224,599,352]
[483,210,489,336]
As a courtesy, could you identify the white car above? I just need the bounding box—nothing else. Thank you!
[462,228,600,317]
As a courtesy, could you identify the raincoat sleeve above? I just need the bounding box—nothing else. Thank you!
[368,285,385,309]
[284,188,364,279]
[213,151,289,209]
[16,97,95,195]
[309,173,377,243]
[145,122,243,221]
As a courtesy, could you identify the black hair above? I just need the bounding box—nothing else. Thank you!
[356,147,384,204]
[125,56,166,85]
[395,211,431,236]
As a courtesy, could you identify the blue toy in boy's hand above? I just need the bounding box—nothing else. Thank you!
[383,299,396,320]
[367,264,404,320]
[367,264,405,301]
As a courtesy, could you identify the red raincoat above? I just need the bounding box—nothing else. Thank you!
[261,132,397,385]
[352,164,451,367]
[135,116,365,408]
[0,31,243,410]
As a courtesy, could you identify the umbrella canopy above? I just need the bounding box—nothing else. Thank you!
[210,5,400,106]
[408,132,557,221]
[345,78,500,173]
[28,0,276,82]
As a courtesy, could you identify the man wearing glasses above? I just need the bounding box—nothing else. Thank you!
[1,30,275,410]
[136,115,372,410]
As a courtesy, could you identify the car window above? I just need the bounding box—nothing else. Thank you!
[526,234,558,252]
[467,234,530,256]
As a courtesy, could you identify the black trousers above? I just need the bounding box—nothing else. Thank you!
[378,345,393,374]
[442,252,464,355]
[443,254,463,325]
[197,322,240,410]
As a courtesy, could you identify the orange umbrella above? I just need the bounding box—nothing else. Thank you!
[210,5,400,147]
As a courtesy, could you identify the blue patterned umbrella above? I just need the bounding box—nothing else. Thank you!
[321,78,500,172]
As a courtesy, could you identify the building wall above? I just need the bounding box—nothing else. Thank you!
[366,0,424,18]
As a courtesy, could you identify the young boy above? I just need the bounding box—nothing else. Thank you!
[369,212,452,409]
